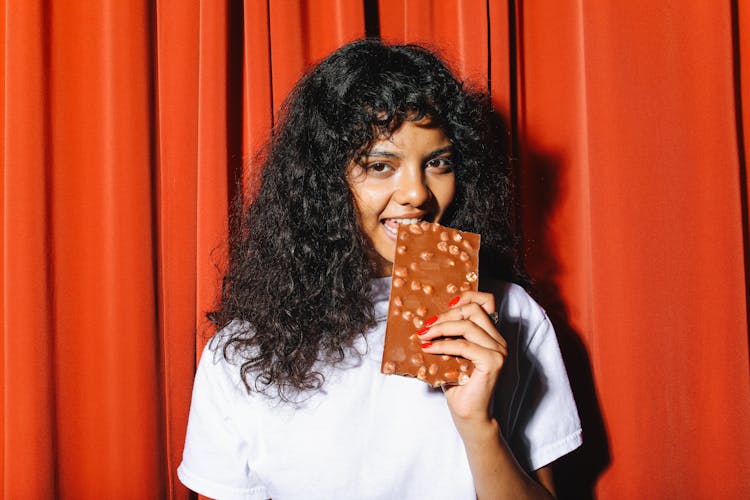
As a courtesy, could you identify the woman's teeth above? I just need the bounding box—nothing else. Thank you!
[391,218,422,225]
[382,218,423,237]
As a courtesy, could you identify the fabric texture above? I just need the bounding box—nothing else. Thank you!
[178,278,581,499]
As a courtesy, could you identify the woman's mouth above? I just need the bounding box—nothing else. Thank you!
[381,218,423,239]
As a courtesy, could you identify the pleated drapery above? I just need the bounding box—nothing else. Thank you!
[2,1,748,499]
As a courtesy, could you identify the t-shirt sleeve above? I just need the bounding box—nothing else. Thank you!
[495,285,583,471]
[521,316,583,469]
[178,344,269,500]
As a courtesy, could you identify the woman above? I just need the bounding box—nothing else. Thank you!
[178,39,582,499]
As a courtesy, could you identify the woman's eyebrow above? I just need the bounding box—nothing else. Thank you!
[364,149,401,159]
[363,145,453,160]
[428,145,454,157]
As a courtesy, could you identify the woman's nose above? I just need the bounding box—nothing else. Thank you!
[394,166,430,206]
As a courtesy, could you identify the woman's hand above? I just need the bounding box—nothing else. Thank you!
[418,292,554,499]
[417,291,506,432]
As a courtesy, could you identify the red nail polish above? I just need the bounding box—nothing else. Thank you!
[423,316,438,327]
[416,327,430,336]
[420,341,433,349]
[448,296,460,307]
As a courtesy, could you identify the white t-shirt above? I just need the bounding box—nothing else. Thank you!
[178,278,582,500]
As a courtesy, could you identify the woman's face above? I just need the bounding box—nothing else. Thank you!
[347,118,456,277]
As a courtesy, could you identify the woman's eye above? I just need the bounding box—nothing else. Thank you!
[367,162,392,174]
[427,158,454,171]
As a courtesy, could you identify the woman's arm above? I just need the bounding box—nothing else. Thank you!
[535,466,556,496]
[454,418,553,499]
[418,292,554,499]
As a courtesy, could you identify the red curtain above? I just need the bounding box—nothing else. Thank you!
[2,1,748,498]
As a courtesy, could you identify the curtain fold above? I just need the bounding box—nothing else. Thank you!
[154,2,200,498]
[2,1,749,498]
[2,1,55,497]
[242,0,273,177]
[51,1,163,495]
[738,0,750,306]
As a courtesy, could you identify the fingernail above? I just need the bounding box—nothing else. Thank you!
[416,327,430,336]
[448,296,460,307]
[420,341,433,349]
[423,316,438,327]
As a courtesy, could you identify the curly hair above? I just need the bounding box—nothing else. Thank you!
[209,39,526,401]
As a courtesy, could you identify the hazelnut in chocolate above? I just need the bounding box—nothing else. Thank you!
[381,221,480,387]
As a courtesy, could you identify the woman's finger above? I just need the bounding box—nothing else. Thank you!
[447,291,496,315]
[420,338,506,375]
[417,319,507,356]
[426,302,505,347]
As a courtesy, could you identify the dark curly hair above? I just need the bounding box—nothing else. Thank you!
[209,39,526,401]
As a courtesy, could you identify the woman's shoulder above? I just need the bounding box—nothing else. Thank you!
[195,320,254,396]
[210,319,253,346]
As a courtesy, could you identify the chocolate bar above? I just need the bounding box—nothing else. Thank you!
[381,221,480,387]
